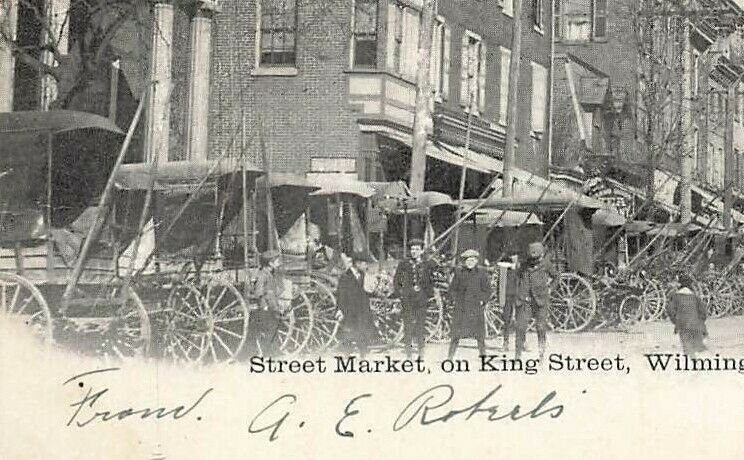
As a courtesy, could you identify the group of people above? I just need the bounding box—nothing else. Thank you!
[250,238,711,360]
[332,238,558,360]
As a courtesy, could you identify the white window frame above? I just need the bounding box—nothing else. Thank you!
[499,46,511,125]
[385,1,420,81]
[429,16,450,102]
[460,30,486,116]
[350,0,380,69]
[530,61,548,136]
[253,0,299,76]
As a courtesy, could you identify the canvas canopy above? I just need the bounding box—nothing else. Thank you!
[114,160,262,190]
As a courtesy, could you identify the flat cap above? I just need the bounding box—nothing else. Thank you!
[460,249,480,259]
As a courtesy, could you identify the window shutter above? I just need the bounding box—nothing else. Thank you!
[404,8,419,79]
[429,21,441,92]
[442,25,451,100]
[460,33,469,106]
[554,0,562,39]
[386,4,398,72]
[478,42,487,114]
[531,63,547,133]
[499,47,511,123]
[593,0,607,39]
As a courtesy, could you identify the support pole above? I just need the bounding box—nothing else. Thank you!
[502,0,523,198]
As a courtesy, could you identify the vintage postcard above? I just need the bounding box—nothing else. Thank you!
[2,0,744,458]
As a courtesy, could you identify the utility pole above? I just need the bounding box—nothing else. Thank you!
[724,79,740,229]
[679,15,693,224]
[409,0,436,193]
[502,0,523,197]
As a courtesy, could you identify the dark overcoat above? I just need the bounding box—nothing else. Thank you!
[393,258,435,307]
[666,288,707,335]
[336,269,377,343]
[449,266,491,338]
[516,258,556,308]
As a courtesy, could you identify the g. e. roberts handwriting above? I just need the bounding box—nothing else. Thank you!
[63,368,212,428]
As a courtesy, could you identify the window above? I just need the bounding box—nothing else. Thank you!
[258,0,297,67]
[499,47,511,124]
[531,62,548,135]
[352,0,378,68]
[533,0,543,30]
[386,1,419,80]
[555,0,607,41]
[429,19,451,101]
[460,31,486,114]
[503,0,514,17]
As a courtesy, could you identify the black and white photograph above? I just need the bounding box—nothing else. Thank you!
[2,0,744,458]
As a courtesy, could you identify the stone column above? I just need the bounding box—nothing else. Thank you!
[0,0,18,112]
[185,1,216,162]
[39,0,70,110]
[144,0,174,164]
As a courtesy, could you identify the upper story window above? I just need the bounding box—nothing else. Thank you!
[352,0,378,68]
[499,47,511,124]
[532,0,544,31]
[555,0,607,41]
[386,2,420,81]
[259,0,297,67]
[430,18,451,101]
[460,31,486,115]
[531,62,548,135]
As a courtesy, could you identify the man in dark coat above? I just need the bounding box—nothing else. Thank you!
[448,249,491,359]
[336,251,377,356]
[253,249,286,357]
[666,274,708,356]
[515,242,556,359]
[393,238,435,358]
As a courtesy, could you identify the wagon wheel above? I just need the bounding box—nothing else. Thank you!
[484,296,504,339]
[202,280,250,363]
[639,279,666,322]
[371,297,404,345]
[0,272,53,345]
[731,276,744,315]
[425,288,444,342]
[100,286,151,359]
[303,278,340,353]
[618,294,642,325]
[701,277,735,319]
[158,282,211,363]
[278,290,314,356]
[550,273,597,333]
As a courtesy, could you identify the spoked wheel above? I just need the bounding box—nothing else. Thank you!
[638,279,666,322]
[370,297,404,345]
[484,297,504,339]
[0,272,53,345]
[278,290,314,357]
[158,282,211,363]
[303,278,340,353]
[99,286,151,359]
[201,280,250,363]
[619,294,642,325]
[425,289,444,342]
[701,278,735,319]
[550,273,597,333]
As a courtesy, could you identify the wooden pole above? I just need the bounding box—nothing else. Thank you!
[241,114,251,295]
[62,89,148,305]
[452,90,475,256]
[46,132,54,280]
[409,0,436,193]
[502,0,523,198]
[724,79,740,230]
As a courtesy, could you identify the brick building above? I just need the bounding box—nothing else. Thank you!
[200,0,553,197]
[550,0,744,222]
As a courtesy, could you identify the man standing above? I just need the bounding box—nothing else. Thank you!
[253,249,286,357]
[336,251,377,356]
[515,242,556,359]
[393,239,434,358]
[448,249,491,359]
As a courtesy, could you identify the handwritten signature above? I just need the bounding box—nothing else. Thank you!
[248,384,567,442]
[63,368,212,428]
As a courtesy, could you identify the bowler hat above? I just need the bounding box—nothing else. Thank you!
[260,249,281,264]
[460,249,480,259]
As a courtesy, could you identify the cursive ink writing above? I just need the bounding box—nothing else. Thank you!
[64,368,212,428]
[393,384,564,431]
[248,394,297,442]
[335,393,372,438]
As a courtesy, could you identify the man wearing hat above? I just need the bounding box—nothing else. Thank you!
[336,251,377,356]
[393,238,435,358]
[253,249,286,356]
[448,249,492,359]
[515,241,557,359]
